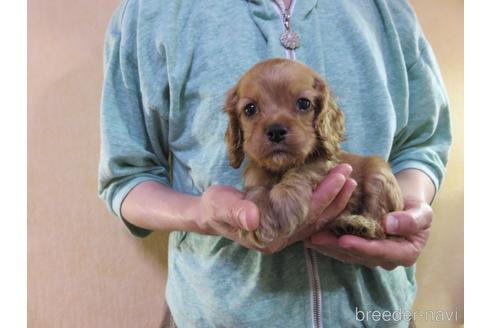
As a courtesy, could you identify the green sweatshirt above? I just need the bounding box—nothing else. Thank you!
[98,0,451,327]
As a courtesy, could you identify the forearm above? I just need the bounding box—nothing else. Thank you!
[395,169,436,204]
[121,180,202,233]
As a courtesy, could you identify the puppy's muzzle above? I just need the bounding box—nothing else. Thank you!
[266,124,288,144]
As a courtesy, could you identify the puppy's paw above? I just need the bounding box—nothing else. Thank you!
[330,214,385,240]
[241,187,279,247]
[362,170,404,218]
[269,183,310,237]
[240,225,278,248]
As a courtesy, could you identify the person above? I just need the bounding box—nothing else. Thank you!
[98,0,451,327]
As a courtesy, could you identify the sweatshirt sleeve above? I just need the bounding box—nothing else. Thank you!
[98,0,171,238]
[389,40,452,192]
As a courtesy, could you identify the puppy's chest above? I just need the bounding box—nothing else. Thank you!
[243,165,283,190]
[243,159,335,191]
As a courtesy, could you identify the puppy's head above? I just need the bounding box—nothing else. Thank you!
[224,58,344,172]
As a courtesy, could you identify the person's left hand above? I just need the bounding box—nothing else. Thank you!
[304,198,433,270]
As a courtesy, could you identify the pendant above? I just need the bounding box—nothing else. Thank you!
[280,30,300,50]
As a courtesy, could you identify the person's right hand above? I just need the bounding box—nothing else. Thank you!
[197,163,357,254]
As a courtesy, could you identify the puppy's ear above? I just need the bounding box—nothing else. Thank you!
[313,77,345,159]
[224,87,244,168]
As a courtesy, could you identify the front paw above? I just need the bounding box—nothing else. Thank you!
[269,184,310,237]
[241,184,310,247]
[362,170,404,218]
[330,214,385,239]
[241,187,279,247]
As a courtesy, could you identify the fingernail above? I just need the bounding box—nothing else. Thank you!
[386,215,399,234]
[344,164,353,176]
[238,209,249,231]
[348,179,358,191]
[334,174,346,188]
[335,164,352,177]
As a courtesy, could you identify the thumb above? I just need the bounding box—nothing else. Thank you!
[384,202,432,236]
[203,185,259,231]
[230,199,259,231]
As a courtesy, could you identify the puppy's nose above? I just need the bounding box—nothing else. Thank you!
[266,124,288,143]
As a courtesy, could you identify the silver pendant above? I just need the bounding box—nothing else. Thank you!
[280,30,300,50]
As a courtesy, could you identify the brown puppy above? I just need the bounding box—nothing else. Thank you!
[224,58,403,247]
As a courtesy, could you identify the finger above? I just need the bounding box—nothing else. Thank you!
[338,235,420,267]
[384,202,432,236]
[306,231,369,264]
[310,173,346,216]
[308,231,402,269]
[328,163,353,177]
[305,239,378,267]
[313,164,352,196]
[310,164,354,217]
[308,229,339,246]
[317,178,357,225]
[269,173,355,244]
[304,241,362,264]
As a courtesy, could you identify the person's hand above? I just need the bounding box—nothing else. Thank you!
[197,164,357,254]
[267,164,357,253]
[197,184,261,250]
[304,197,433,270]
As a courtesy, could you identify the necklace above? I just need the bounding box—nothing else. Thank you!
[273,0,300,50]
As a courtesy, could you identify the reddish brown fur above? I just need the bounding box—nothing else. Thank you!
[224,58,403,247]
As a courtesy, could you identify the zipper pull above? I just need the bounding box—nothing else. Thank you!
[274,0,301,50]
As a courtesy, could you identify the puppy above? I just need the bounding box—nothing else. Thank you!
[224,58,403,247]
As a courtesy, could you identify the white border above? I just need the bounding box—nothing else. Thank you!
[0,0,27,326]
[465,1,492,327]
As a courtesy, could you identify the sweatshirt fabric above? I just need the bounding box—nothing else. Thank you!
[98,0,451,327]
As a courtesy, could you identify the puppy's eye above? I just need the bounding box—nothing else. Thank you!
[297,98,311,111]
[244,103,257,117]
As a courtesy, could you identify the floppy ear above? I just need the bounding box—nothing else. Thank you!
[223,87,244,168]
[313,77,345,159]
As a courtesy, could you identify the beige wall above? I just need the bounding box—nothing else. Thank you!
[27,1,463,327]
[28,1,168,327]
[410,1,464,327]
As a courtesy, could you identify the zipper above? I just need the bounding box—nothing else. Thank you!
[271,1,323,326]
[271,0,297,60]
[304,247,323,328]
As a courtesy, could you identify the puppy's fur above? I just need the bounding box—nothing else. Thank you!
[224,58,403,247]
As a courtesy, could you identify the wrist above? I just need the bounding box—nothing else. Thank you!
[395,169,436,205]
[188,193,222,235]
[179,194,209,233]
